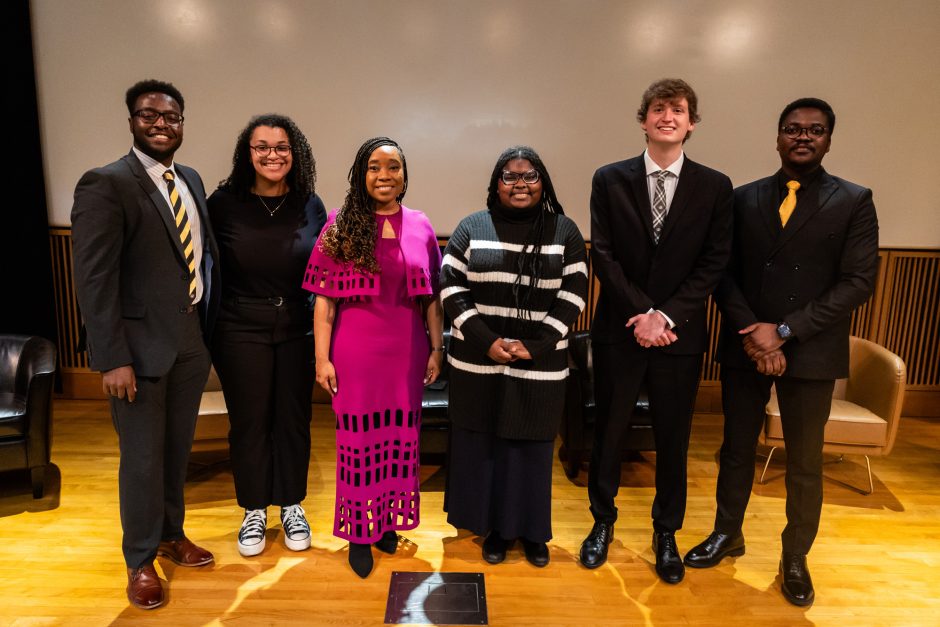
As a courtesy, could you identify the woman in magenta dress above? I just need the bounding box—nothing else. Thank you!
[303,137,444,578]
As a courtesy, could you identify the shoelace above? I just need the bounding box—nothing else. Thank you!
[658,534,679,555]
[281,505,309,538]
[240,510,266,541]
[592,524,612,544]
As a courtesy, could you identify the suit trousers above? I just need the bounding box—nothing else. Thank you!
[588,341,702,532]
[715,366,834,554]
[111,309,210,568]
[211,301,314,510]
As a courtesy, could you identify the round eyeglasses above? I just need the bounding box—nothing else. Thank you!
[501,170,539,185]
[250,145,292,157]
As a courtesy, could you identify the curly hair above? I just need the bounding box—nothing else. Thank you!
[636,78,700,143]
[216,114,316,198]
[125,79,185,114]
[319,137,408,274]
[485,145,564,319]
[778,97,836,134]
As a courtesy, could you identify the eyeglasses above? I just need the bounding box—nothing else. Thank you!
[250,145,292,157]
[501,170,540,185]
[133,109,183,126]
[780,124,828,139]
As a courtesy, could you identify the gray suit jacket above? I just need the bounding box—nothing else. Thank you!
[71,150,220,377]
[715,167,879,379]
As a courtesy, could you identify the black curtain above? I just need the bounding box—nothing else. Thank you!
[4,0,59,347]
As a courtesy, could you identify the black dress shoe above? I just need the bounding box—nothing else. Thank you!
[779,552,815,607]
[652,532,684,584]
[520,539,550,567]
[684,530,745,568]
[482,532,511,564]
[579,522,614,569]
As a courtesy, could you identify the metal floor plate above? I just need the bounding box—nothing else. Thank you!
[384,571,487,625]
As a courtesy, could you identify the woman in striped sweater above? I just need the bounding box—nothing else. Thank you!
[441,146,588,567]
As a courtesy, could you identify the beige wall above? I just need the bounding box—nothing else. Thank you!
[32,0,940,247]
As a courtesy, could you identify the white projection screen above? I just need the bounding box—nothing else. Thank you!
[31,0,940,247]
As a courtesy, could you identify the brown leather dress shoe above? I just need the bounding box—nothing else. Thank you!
[158,537,214,567]
[126,563,164,610]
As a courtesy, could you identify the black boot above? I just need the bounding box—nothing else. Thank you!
[374,531,399,555]
[348,542,374,578]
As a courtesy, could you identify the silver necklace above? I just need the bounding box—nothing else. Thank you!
[256,193,287,217]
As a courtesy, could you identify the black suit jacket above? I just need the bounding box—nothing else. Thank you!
[715,168,879,379]
[590,154,733,355]
[71,150,220,377]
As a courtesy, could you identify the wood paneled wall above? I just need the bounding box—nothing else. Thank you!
[51,230,939,415]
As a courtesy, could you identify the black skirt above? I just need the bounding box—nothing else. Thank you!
[444,425,554,543]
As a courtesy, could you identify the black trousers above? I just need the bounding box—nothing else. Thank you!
[715,366,834,554]
[587,342,702,532]
[111,310,210,569]
[211,300,314,510]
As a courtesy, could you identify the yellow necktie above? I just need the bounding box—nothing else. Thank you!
[778,180,800,227]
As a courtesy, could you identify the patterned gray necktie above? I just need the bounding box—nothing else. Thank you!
[652,170,669,243]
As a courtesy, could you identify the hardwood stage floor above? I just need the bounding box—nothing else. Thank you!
[1,401,938,626]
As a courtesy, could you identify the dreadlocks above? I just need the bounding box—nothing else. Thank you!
[217,113,317,198]
[319,137,408,274]
[486,145,564,319]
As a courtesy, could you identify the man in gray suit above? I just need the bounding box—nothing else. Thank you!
[683,98,879,606]
[72,79,219,610]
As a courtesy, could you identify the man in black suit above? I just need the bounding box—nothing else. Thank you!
[580,78,732,583]
[71,79,220,610]
[683,98,879,607]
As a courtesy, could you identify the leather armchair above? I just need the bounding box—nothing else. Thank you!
[559,331,654,478]
[420,329,451,463]
[760,336,906,494]
[0,334,56,498]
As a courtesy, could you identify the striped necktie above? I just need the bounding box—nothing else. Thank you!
[779,180,800,227]
[652,170,669,243]
[163,170,197,302]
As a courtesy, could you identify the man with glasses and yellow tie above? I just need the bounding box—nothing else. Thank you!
[71,79,220,610]
[683,98,879,607]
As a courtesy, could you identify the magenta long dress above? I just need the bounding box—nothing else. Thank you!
[329,210,429,542]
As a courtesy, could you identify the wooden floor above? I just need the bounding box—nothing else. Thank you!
[2,402,939,627]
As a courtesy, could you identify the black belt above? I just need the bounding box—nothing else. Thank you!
[232,296,299,307]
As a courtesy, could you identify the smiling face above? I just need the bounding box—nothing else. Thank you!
[777,107,831,176]
[640,97,695,147]
[128,92,183,166]
[497,158,543,210]
[365,145,406,212]
[249,125,293,191]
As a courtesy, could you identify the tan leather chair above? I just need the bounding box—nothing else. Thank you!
[190,365,230,460]
[759,336,906,494]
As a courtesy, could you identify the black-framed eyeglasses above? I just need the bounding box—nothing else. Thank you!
[250,145,292,157]
[133,109,183,126]
[501,170,539,185]
[780,124,827,139]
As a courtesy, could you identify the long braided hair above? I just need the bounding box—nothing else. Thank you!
[217,113,316,198]
[319,137,408,274]
[485,145,564,319]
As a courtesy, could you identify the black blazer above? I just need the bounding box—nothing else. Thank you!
[71,150,221,377]
[715,168,879,379]
[589,154,733,355]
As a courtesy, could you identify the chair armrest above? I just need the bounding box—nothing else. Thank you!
[844,337,906,455]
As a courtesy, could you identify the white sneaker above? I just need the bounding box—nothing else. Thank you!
[281,504,311,551]
[238,508,267,557]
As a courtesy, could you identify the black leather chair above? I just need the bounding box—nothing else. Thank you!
[0,335,56,498]
[420,329,451,463]
[559,330,654,478]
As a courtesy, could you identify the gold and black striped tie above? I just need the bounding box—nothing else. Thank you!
[163,170,197,302]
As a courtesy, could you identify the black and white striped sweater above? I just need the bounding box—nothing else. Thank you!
[440,209,588,440]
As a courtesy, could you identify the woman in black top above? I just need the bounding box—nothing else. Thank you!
[208,114,327,557]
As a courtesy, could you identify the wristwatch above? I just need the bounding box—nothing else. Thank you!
[776,322,793,340]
